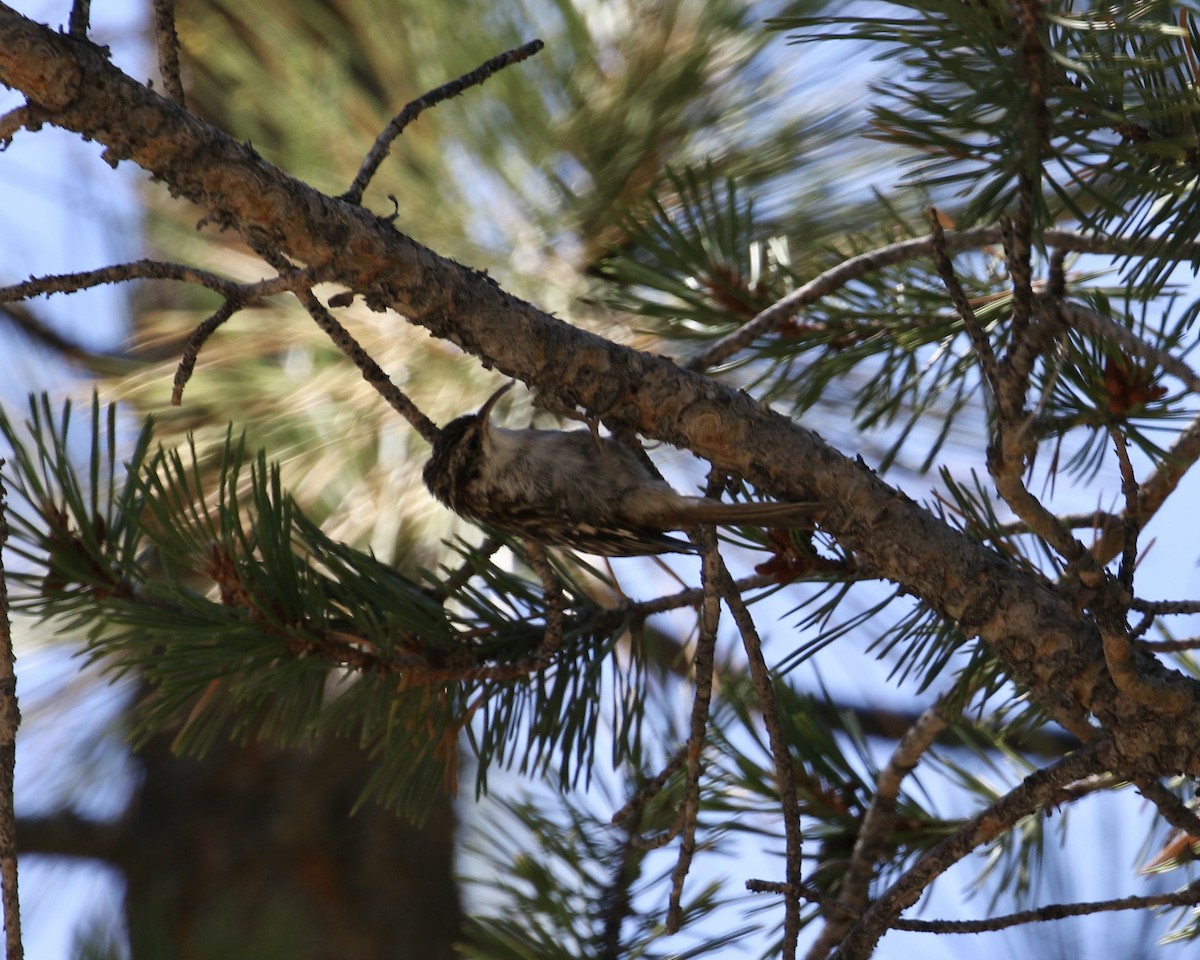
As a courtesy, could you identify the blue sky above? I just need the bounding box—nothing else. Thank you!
[5,2,1200,958]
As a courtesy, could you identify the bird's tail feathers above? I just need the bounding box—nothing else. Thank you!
[676,498,820,527]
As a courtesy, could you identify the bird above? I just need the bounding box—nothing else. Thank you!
[423,382,817,556]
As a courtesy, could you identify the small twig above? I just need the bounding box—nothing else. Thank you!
[1135,778,1200,841]
[990,508,1121,538]
[1,302,109,364]
[611,744,687,829]
[928,210,1000,394]
[164,262,330,405]
[1106,425,1140,590]
[431,537,501,601]
[1140,636,1200,651]
[990,438,1097,577]
[1079,409,1200,567]
[251,243,440,442]
[666,528,721,934]
[151,0,185,106]
[296,285,439,442]
[0,106,43,147]
[0,259,327,305]
[1058,300,1200,394]
[525,541,564,662]
[343,39,545,205]
[1131,611,1157,639]
[172,299,240,405]
[1137,638,1200,652]
[624,573,775,619]
[599,822,640,960]
[809,701,951,959]
[1001,202,1035,357]
[1008,0,1050,344]
[752,877,1200,933]
[1096,593,1192,714]
[684,226,1200,372]
[0,466,23,960]
[897,884,1200,932]
[68,0,90,37]
[713,556,803,960]
[837,741,1112,960]
[1132,598,1200,616]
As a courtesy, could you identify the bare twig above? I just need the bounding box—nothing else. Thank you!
[928,210,999,393]
[343,39,545,205]
[172,299,239,405]
[611,744,687,830]
[624,573,775,619]
[1132,598,1200,616]
[294,285,439,442]
[151,0,185,106]
[808,701,951,959]
[1135,778,1200,841]
[1,302,110,364]
[1098,598,1192,714]
[894,883,1200,932]
[1107,425,1140,591]
[990,442,1096,576]
[684,226,1200,372]
[0,105,43,147]
[1003,0,1051,355]
[525,541,564,662]
[0,259,327,305]
[68,0,89,37]
[1058,300,1200,394]
[1140,636,1200,652]
[1064,407,1200,569]
[713,555,803,960]
[666,528,720,934]
[0,466,23,960]
[156,260,330,405]
[990,508,1121,538]
[751,876,1200,933]
[251,243,440,443]
[837,741,1112,960]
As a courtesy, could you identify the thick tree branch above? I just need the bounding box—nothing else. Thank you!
[3,5,1200,779]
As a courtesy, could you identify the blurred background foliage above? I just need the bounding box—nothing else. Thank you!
[7,0,1200,957]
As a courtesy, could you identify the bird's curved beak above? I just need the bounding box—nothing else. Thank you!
[477,380,516,423]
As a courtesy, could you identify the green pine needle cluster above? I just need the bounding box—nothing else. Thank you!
[0,396,650,820]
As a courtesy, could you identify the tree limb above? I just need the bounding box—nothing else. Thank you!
[3,2,1200,798]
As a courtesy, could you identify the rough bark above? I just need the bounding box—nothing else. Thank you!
[0,0,1196,820]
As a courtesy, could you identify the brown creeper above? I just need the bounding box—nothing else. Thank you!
[423,382,817,556]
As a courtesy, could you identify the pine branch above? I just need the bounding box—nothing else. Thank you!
[0,467,22,960]
[838,741,1113,959]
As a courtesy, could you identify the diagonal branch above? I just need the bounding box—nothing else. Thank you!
[342,39,545,205]
[837,741,1112,959]
[151,0,185,106]
[714,556,803,960]
[808,700,951,959]
[685,227,1200,372]
[892,883,1200,933]
[665,529,720,933]
[0,258,326,305]
[6,3,1200,778]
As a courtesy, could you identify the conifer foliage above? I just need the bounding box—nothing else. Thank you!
[5,2,1200,958]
